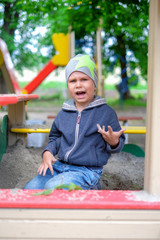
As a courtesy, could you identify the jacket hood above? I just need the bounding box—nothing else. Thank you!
[62,96,107,111]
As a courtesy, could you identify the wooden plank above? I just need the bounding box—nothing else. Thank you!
[0,209,160,239]
[1,209,160,221]
[0,94,39,106]
[47,116,144,121]
[118,116,143,121]
[0,190,160,210]
[96,18,104,98]
[145,0,160,196]
[0,220,160,239]
[7,101,26,146]
[0,94,39,145]
[0,94,19,105]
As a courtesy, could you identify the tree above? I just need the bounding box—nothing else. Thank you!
[101,0,149,99]
[0,0,149,100]
[0,0,20,53]
[64,0,149,99]
[0,0,63,71]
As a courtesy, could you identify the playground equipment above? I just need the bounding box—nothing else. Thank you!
[0,33,72,158]
[10,125,146,158]
[0,39,21,93]
[0,94,39,161]
[10,125,146,134]
[22,33,70,94]
[0,189,160,239]
[1,1,160,238]
[0,33,72,94]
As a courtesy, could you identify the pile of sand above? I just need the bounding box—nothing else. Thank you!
[100,152,144,190]
[0,140,41,189]
[0,139,144,190]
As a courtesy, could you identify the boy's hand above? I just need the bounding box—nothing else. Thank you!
[37,151,57,176]
[97,124,125,148]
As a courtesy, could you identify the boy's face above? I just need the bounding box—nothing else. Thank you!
[68,71,96,111]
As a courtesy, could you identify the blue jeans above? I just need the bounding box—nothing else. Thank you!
[24,160,103,190]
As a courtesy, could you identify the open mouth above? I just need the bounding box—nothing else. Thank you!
[76,91,86,98]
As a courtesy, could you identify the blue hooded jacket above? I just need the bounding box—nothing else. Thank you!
[43,96,125,168]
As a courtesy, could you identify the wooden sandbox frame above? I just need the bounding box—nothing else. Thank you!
[0,1,160,239]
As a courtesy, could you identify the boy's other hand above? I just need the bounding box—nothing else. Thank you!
[37,151,57,176]
[97,124,125,148]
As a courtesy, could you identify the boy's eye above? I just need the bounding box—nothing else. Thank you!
[82,78,88,81]
[69,79,76,83]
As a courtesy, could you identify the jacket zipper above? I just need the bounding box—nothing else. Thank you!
[64,112,81,161]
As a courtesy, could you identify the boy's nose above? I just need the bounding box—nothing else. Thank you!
[75,80,81,87]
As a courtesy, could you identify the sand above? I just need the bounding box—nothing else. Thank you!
[0,139,144,190]
[0,103,145,190]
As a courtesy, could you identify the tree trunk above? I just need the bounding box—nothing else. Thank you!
[3,1,19,36]
[1,1,19,55]
[116,35,132,100]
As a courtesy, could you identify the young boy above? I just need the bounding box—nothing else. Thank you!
[24,54,125,190]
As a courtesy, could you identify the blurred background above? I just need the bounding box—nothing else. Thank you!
[0,0,149,151]
[0,0,149,105]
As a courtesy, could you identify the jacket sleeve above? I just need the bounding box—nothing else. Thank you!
[105,107,125,153]
[106,134,125,153]
[42,116,62,157]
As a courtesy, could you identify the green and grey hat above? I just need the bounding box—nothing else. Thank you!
[65,54,98,87]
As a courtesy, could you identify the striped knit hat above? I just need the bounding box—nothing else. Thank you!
[65,54,98,87]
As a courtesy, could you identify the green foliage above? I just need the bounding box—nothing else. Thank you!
[32,189,53,196]
[0,0,149,96]
[107,98,146,108]
[102,0,149,82]
[54,183,83,191]
[67,0,102,37]
[32,183,82,196]
[27,96,64,108]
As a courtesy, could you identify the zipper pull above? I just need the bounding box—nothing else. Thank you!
[77,113,81,124]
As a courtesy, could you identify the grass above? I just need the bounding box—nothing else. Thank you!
[20,80,147,109]
[19,80,147,91]
[107,98,146,108]
[27,92,146,110]
[19,81,67,89]
[27,94,64,108]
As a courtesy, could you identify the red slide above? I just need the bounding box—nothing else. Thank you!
[22,60,57,94]
[0,33,70,94]
[0,38,58,94]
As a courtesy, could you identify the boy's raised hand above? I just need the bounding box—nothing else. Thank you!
[37,151,57,176]
[97,124,125,148]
